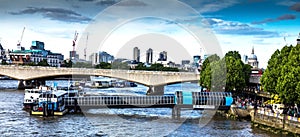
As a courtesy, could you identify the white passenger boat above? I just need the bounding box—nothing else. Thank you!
[23,86,51,109]
[31,90,69,116]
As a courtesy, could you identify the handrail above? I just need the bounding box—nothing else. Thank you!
[256,109,300,122]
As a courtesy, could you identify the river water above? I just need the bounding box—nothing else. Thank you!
[0,80,279,137]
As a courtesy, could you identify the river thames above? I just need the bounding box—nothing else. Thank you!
[0,80,280,136]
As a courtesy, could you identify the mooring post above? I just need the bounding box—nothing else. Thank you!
[51,103,54,116]
[45,103,48,117]
[30,105,33,115]
[42,103,46,117]
[74,98,78,113]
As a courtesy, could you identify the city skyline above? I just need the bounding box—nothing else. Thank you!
[0,0,300,68]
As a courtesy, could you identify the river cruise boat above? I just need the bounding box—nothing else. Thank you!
[23,86,51,109]
[31,90,69,116]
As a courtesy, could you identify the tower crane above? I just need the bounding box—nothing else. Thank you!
[84,33,88,61]
[17,27,25,50]
[72,31,79,58]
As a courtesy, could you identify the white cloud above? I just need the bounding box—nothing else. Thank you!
[179,0,239,13]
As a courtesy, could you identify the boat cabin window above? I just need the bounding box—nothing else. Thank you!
[39,94,57,98]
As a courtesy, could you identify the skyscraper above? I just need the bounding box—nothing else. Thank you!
[99,51,114,63]
[146,48,153,64]
[133,47,140,62]
[158,51,167,61]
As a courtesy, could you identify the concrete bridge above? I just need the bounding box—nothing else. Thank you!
[0,65,200,95]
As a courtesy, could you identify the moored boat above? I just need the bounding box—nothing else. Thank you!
[31,90,68,116]
[23,86,51,109]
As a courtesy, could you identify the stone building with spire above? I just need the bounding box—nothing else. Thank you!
[243,47,263,92]
[247,47,259,69]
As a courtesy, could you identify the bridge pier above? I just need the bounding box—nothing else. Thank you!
[146,85,165,95]
[172,106,181,119]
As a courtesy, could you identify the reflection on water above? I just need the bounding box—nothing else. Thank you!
[0,80,280,136]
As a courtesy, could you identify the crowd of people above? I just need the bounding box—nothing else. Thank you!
[233,96,300,118]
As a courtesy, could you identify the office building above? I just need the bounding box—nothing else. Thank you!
[158,51,167,61]
[146,48,153,64]
[133,47,140,62]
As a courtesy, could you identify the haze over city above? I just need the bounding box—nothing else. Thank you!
[0,0,300,68]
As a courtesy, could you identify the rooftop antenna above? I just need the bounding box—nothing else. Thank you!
[84,33,89,61]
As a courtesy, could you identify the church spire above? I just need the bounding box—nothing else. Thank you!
[252,46,254,54]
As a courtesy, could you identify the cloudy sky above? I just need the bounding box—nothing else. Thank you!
[0,0,300,68]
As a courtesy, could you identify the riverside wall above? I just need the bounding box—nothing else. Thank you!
[250,109,300,136]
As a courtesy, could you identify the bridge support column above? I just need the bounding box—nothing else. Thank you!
[146,85,164,95]
[172,106,181,119]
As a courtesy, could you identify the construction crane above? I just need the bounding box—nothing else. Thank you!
[72,31,79,59]
[17,27,25,50]
[84,33,89,61]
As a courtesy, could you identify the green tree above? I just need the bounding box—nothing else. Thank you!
[95,62,111,69]
[262,44,300,105]
[37,59,49,66]
[135,63,147,70]
[111,62,130,70]
[210,59,226,91]
[261,45,293,94]
[25,62,36,66]
[243,64,252,86]
[275,44,300,104]
[201,54,220,71]
[149,63,164,71]
[72,62,93,68]
[224,52,246,92]
[200,54,220,90]
[61,60,73,68]
[225,51,241,60]
[1,60,8,65]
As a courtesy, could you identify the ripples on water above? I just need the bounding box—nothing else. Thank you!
[0,80,279,136]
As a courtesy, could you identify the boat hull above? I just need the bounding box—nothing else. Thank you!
[31,109,68,116]
[23,103,37,109]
